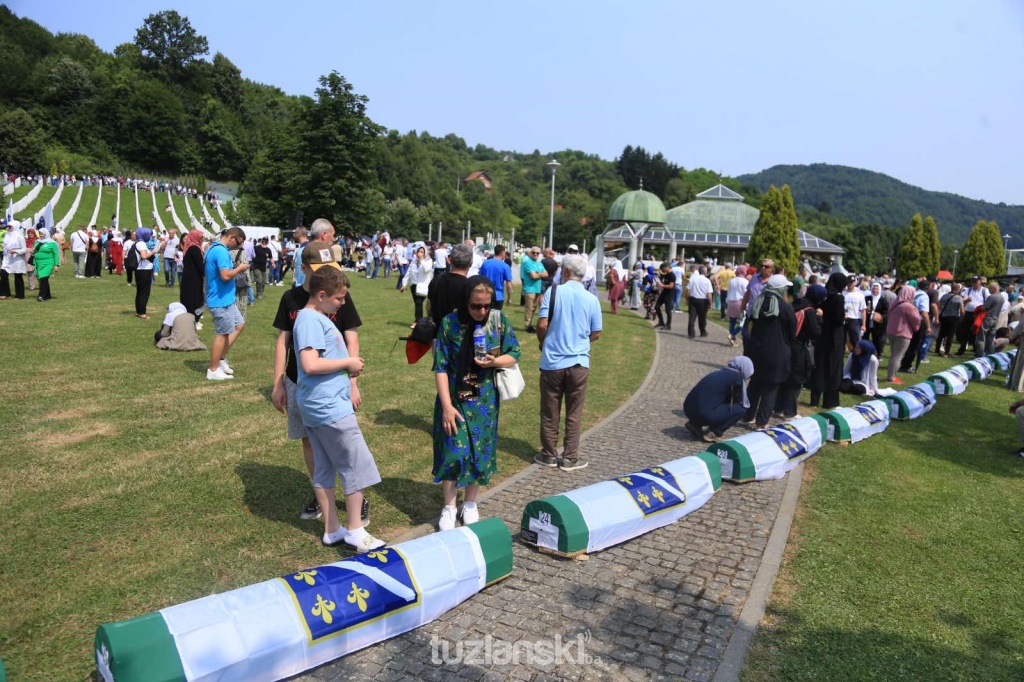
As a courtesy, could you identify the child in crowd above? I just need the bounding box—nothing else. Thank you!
[293,264,385,551]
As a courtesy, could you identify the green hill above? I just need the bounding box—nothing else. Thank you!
[737,163,1024,243]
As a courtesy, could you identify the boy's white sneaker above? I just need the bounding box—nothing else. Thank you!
[206,368,233,381]
[438,505,458,531]
[219,359,234,375]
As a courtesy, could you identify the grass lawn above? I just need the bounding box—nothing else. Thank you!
[0,272,653,680]
[742,352,1024,681]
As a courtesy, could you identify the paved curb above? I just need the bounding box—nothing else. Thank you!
[392,315,662,544]
[713,461,805,682]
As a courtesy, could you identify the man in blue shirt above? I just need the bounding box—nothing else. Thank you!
[479,244,513,311]
[205,227,250,380]
[520,246,547,333]
[535,254,602,471]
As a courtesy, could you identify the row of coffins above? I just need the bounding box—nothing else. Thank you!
[95,351,1014,681]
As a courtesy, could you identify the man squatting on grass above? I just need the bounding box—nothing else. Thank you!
[273,234,368,524]
[292,263,386,551]
[205,227,249,380]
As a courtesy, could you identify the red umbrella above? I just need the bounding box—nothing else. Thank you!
[937,270,954,281]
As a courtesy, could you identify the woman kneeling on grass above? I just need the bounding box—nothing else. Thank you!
[841,340,879,397]
[433,275,521,531]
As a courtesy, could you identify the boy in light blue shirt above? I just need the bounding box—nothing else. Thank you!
[293,265,385,552]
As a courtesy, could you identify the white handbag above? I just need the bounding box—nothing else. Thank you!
[415,281,429,297]
[496,364,526,401]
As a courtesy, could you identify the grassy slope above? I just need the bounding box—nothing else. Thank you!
[742,354,1024,681]
[0,274,653,680]
[14,185,58,222]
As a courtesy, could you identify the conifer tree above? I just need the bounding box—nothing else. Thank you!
[923,215,941,276]
[898,213,928,278]
[748,185,800,275]
[961,220,1004,278]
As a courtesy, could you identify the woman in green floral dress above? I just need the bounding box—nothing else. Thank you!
[433,275,521,530]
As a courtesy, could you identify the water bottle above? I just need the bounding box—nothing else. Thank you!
[473,324,487,361]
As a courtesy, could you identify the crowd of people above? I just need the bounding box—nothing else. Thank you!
[679,257,1024,446]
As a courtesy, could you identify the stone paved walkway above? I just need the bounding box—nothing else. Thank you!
[295,317,788,682]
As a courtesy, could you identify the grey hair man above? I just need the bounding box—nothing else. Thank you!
[428,243,474,328]
[535,254,602,471]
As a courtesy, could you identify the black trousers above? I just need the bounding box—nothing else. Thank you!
[655,292,673,328]
[775,382,802,418]
[844,319,862,346]
[809,389,840,410]
[0,270,25,299]
[955,314,975,355]
[126,266,135,285]
[687,403,746,436]
[937,317,960,355]
[38,276,52,300]
[135,269,153,315]
[411,290,426,320]
[688,297,709,337]
[868,324,886,358]
[745,378,781,426]
[900,325,926,372]
[839,378,868,395]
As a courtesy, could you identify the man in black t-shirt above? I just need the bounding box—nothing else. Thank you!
[252,238,272,299]
[271,239,365,522]
[540,247,559,294]
[654,263,676,331]
[427,243,473,328]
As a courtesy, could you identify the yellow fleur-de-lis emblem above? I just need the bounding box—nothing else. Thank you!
[347,582,370,612]
[367,549,389,563]
[293,570,318,585]
[651,487,665,504]
[619,476,633,485]
[636,491,651,508]
[650,467,665,476]
[311,594,336,624]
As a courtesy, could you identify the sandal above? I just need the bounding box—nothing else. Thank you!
[137,314,150,320]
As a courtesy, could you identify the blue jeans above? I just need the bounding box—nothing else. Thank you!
[247,286,255,305]
[729,316,742,338]
[383,258,392,277]
[371,259,379,279]
[396,263,408,289]
[672,287,683,311]
[163,257,176,286]
[917,333,933,363]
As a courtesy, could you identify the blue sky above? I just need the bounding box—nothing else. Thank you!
[13,0,1024,205]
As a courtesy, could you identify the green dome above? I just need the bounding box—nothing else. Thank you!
[607,189,667,224]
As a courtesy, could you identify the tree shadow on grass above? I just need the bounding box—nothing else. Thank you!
[375,408,431,434]
[378,476,440,526]
[184,359,208,374]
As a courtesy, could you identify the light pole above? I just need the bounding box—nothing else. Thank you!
[1003,234,1012,272]
[953,248,959,279]
[546,159,560,251]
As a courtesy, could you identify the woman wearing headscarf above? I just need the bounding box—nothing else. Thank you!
[865,281,890,358]
[725,264,750,346]
[179,229,206,326]
[743,274,797,428]
[606,261,626,314]
[884,284,921,384]
[642,265,658,319]
[400,244,433,323]
[841,340,879,396]
[775,285,822,418]
[32,228,61,301]
[109,228,124,275]
[1,222,28,299]
[628,260,644,310]
[132,227,163,319]
[808,272,848,409]
[432,275,521,531]
[84,225,103,278]
[154,302,207,351]
[683,356,754,442]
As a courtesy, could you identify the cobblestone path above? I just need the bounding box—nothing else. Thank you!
[296,320,787,682]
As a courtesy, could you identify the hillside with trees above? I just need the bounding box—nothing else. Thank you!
[738,164,1024,244]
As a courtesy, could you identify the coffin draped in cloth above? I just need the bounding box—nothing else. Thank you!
[519,452,721,556]
[818,399,892,444]
[928,364,970,396]
[708,414,828,483]
[987,352,1013,371]
[962,357,995,381]
[884,382,937,420]
[94,519,512,682]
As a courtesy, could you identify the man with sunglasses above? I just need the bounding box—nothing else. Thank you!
[205,227,250,380]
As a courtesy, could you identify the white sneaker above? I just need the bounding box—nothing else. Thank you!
[438,505,458,531]
[206,368,233,381]
[195,322,203,331]
[460,503,480,525]
[345,532,386,552]
[219,359,234,375]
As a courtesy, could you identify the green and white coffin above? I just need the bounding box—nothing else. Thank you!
[94,520,512,682]
[709,414,828,483]
[520,452,721,555]
[818,399,891,444]
[963,357,995,381]
[884,382,936,420]
[987,352,1012,371]
[928,364,970,395]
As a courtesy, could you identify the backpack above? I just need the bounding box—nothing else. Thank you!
[124,242,140,269]
[232,249,248,288]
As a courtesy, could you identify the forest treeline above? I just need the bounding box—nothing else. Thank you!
[1,6,1017,272]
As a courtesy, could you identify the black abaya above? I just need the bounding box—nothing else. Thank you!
[179,245,205,319]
